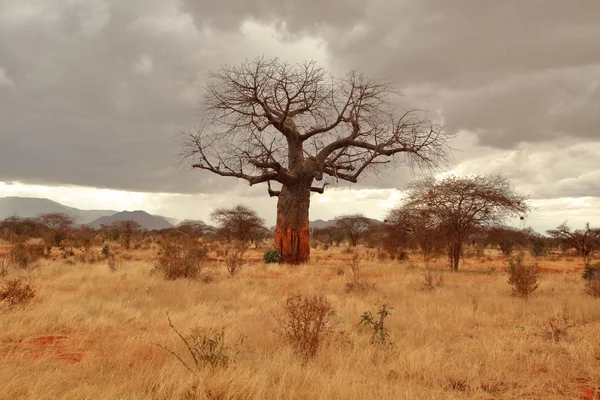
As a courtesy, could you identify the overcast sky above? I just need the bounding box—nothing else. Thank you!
[1,1,599,231]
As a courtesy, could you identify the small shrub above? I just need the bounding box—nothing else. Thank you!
[388,248,408,261]
[584,272,600,298]
[530,237,550,257]
[0,278,35,307]
[538,311,577,342]
[498,239,514,256]
[101,244,112,259]
[507,253,539,299]
[155,313,243,372]
[107,255,122,272]
[360,304,392,345]
[275,293,336,360]
[582,264,599,281]
[344,254,374,293]
[8,243,44,269]
[423,263,444,291]
[155,238,206,280]
[376,248,388,262]
[225,244,247,277]
[263,249,282,264]
[60,247,74,259]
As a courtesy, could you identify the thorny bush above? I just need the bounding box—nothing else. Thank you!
[155,313,243,372]
[9,243,44,269]
[506,253,539,299]
[0,278,35,307]
[275,293,336,360]
[155,237,207,280]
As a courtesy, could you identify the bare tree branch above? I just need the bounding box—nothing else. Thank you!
[179,57,451,192]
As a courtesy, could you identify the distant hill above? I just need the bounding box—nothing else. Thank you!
[310,219,337,229]
[87,210,173,230]
[0,196,116,225]
[310,217,383,229]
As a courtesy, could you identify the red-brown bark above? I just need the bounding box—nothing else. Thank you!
[275,184,311,264]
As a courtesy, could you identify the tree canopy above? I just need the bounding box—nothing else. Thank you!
[393,175,529,270]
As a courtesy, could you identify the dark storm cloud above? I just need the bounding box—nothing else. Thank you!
[1,0,599,199]
[179,0,365,33]
[319,0,600,147]
[0,0,258,193]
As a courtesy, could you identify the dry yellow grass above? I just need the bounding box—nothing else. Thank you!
[1,246,599,400]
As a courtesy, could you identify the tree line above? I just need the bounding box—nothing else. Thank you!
[2,194,598,272]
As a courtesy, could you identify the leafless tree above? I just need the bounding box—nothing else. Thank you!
[395,175,529,271]
[547,223,600,267]
[180,57,450,263]
[210,204,265,244]
[335,214,373,247]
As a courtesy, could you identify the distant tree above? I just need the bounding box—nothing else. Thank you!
[484,226,530,256]
[177,220,208,239]
[385,205,444,259]
[37,212,75,247]
[179,57,451,263]
[0,216,44,243]
[118,220,143,250]
[210,205,266,244]
[335,214,373,247]
[547,223,600,266]
[70,226,98,255]
[312,226,344,250]
[100,220,143,250]
[396,175,529,271]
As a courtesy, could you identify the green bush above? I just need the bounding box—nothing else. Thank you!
[263,249,282,264]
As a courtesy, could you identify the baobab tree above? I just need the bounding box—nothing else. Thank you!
[393,175,529,270]
[180,57,450,263]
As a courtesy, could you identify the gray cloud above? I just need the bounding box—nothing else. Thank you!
[1,0,599,205]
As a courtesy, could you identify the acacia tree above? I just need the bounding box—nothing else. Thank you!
[37,212,75,247]
[395,175,529,271]
[385,206,444,259]
[180,57,449,263]
[547,223,600,266]
[210,204,266,244]
[335,214,373,247]
[176,220,208,239]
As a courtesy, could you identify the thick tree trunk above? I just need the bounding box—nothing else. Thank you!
[275,184,311,264]
[448,240,462,271]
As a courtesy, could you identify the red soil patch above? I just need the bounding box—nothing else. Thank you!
[28,335,69,346]
[576,386,600,400]
[205,257,263,263]
[534,266,583,274]
[0,335,85,364]
[0,246,12,259]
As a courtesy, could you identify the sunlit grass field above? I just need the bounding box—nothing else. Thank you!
[1,243,599,399]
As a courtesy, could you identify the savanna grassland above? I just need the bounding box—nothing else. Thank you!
[1,241,599,400]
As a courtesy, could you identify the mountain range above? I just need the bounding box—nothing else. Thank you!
[0,196,383,231]
[0,197,173,230]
